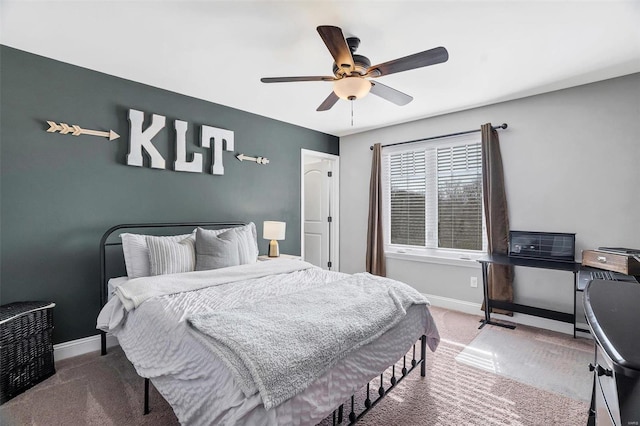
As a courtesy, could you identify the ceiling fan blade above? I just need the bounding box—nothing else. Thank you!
[317,26,355,74]
[261,76,335,83]
[317,91,340,111]
[366,46,449,78]
[369,81,413,106]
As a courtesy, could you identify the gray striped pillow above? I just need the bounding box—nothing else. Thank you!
[120,232,194,278]
[234,223,258,264]
[146,235,196,276]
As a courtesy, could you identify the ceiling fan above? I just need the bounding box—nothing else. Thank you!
[260,25,449,111]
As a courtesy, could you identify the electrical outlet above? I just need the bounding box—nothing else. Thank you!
[470,277,478,288]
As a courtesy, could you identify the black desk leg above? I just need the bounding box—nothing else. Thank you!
[573,271,577,339]
[479,262,491,329]
[478,262,516,330]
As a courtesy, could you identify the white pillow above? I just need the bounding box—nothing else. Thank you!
[196,223,258,265]
[120,231,195,278]
[146,235,196,276]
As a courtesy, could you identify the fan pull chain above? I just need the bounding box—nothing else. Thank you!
[350,99,354,126]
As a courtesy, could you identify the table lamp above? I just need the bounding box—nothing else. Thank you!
[263,221,286,257]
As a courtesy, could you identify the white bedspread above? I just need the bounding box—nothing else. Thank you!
[97,260,440,426]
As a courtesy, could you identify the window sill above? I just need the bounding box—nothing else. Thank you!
[385,249,484,268]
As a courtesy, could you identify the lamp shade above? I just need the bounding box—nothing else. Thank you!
[263,221,286,240]
[333,77,371,100]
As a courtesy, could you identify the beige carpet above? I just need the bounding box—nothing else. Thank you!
[0,307,592,425]
[455,324,592,401]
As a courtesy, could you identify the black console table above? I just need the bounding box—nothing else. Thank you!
[477,254,583,337]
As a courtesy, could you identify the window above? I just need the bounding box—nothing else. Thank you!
[382,134,486,253]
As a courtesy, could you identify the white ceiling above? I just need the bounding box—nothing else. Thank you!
[2,1,639,137]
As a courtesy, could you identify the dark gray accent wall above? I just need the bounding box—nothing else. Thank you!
[0,46,339,343]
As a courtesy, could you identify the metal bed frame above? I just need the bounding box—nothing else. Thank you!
[99,221,428,424]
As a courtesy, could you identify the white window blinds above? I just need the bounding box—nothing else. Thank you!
[436,143,483,250]
[387,150,426,246]
[382,133,486,252]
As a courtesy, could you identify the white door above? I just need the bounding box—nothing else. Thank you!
[304,160,331,269]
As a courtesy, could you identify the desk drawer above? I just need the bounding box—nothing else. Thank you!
[582,251,640,275]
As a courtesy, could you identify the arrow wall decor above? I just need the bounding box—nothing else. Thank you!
[236,153,270,165]
[46,121,120,141]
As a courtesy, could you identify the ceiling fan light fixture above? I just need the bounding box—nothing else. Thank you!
[333,77,371,100]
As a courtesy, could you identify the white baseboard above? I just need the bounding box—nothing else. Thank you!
[423,293,482,316]
[423,293,584,337]
[53,333,119,361]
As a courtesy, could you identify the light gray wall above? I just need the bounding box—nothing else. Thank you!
[339,73,640,314]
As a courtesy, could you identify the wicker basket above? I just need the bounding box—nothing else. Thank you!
[0,301,56,404]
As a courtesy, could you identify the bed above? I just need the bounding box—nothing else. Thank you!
[96,221,440,425]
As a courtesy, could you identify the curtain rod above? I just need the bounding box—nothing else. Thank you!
[369,123,508,150]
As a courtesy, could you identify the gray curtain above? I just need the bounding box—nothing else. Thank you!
[366,143,386,276]
[481,123,513,314]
